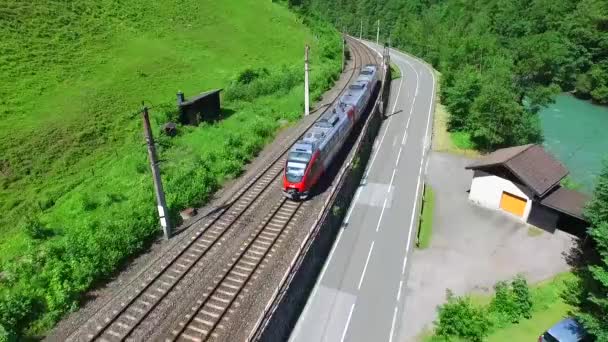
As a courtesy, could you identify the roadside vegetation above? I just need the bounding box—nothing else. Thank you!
[295,0,608,151]
[424,273,573,342]
[567,161,608,341]
[390,63,401,80]
[431,73,479,157]
[0,0,342,338]
[417,185,435,249]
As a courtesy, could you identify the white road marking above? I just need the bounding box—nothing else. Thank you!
[316,229,344,289]
[389,306,399,342]
[397,280,403,301]
[395,147,403,167]
[358,241,375,289]
[401,49,437,282]
[340,303,356,342]
[389,168,397,189]
[343,187,362,223]
[367,62,407,173]
[375,199,388,233]
[402,255,408,275]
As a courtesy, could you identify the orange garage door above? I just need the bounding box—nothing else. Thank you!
[500,192,527,217]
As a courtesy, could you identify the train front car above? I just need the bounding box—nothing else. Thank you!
[283,142,316,200]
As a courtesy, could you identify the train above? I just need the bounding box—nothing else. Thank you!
[282,64,380,200]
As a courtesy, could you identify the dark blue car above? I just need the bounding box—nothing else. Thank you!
[539,318,591,342]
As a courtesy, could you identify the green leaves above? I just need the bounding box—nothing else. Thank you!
[436,290,492,342]
[575,162,608,340]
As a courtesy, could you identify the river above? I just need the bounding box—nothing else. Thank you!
[540,94,608,193]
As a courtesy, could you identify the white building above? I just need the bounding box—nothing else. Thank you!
[466,144,589,234]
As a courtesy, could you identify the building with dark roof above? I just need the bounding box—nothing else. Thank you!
[465,144,590,234]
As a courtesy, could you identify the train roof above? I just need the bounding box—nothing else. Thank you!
[288,67,374,156]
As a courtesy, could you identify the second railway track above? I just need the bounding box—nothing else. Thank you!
[66,37,378,342]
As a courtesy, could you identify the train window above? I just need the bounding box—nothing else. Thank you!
[288,151,311,163]
[349,84,364,90]
[361,70,373,75]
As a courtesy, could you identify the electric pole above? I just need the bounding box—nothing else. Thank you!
[342,29,346,71]
[141,103,171,240]
[304,45,310,116]
[376,19,380,45]
[360,19,363,40]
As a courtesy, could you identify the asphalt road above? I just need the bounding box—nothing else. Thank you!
[289,41,436,342]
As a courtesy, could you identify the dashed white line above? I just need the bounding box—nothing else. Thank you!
[316,229,344,285]
[389,169,397,189]
[375,198,388,232]
[358,241,375,289]
[367,60,407,173]
[340,303,356,342]
[395,147,403,167]
[389,306,399,342]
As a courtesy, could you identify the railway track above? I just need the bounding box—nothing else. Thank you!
[68,38,377,342]
[168,198,304,342]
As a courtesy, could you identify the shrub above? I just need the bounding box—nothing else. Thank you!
[19,216,51,240]
[0,324,16,342]
[489,275,532,325]
[435,290,492,342]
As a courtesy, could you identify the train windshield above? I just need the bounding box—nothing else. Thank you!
[349,84,365,90]
[286,162,307,183]
[286,151,311,183]
[361,70,373,75]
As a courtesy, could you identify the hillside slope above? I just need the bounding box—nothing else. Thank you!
[0,0,340,337]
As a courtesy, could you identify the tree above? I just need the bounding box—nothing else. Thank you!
[442,65,481,131]
[577,161,608,341]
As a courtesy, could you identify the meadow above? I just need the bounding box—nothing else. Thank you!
[0,0,341,337]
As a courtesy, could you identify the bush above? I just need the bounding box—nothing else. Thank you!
[0,324,16,342]
[436,290,492,342]
[489,276,532,325]
[19,216,51,240]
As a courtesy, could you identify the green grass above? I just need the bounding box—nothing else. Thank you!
[418,185,435,249]
[423,273,575,342]
[390,62,401,80]
[0,1,342,337]
[451,131,476,150]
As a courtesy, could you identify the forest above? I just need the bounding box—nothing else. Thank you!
[292,0,608,151]
[291,0,608,340]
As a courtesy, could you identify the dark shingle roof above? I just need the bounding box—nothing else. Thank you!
[466,144,569,196]
[541,187,590,220]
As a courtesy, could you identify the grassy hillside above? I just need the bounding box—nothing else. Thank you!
[0,0,341,337]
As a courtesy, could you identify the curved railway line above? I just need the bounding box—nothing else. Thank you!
[68,37,378,342]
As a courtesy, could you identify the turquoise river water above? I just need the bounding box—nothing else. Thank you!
[539,94,608,193]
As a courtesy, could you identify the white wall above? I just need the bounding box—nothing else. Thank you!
[469,170,533,221]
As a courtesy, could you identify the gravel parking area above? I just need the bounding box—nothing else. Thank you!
[400,152,576,341]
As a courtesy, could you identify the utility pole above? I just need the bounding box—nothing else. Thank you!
[342,28,346,71]
[304,45,310,116]
[141,103,171,240]
[359,19,363,40]
[376,19,380,45]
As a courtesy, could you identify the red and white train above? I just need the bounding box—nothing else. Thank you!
[282,64,380,200]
